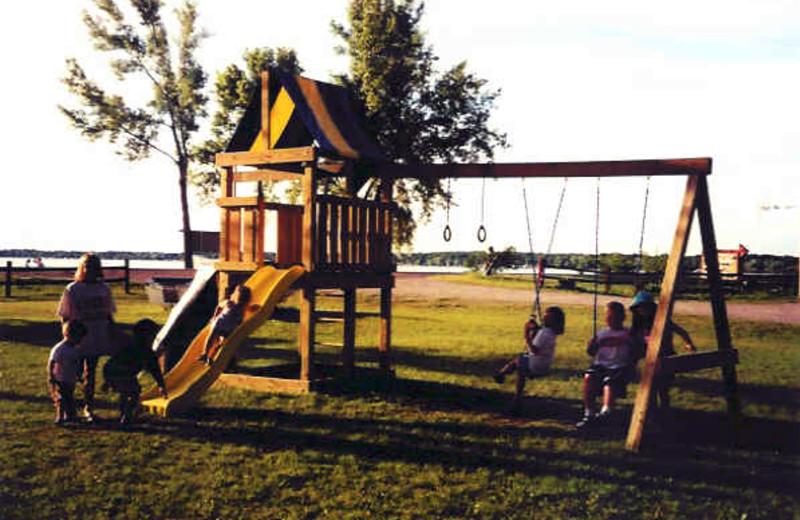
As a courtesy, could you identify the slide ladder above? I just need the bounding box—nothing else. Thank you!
[140,265,305,417]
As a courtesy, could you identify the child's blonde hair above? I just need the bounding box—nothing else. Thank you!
[75,253,103,282]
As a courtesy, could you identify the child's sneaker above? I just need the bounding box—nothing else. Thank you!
[575,411,595,429]
[492,373,505,384]
[595,409,613,423]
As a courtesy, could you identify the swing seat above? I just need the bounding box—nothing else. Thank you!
[660,348,738,375]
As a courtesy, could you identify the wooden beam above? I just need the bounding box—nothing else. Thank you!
[217,197,302,212]
[302,163,317,271]
[233,169,301,183]
[626,174,699,452]
[213,261,260,272]
[662,349,738,374]
[376,158,712,180]
[261,71,271,151]
[299,287,316,381]
[215,373,312,394]
[343,289,356,377]
[216,146,316,167]
[695,174,740,414]
[379,287,392,373]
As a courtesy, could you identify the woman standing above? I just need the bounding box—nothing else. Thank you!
[57,253,117,422]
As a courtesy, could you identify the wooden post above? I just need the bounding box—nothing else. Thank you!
[299,287,316,381]
[261,71,271,150]
[124,259,130,294]
[218,167,234,301]
[379,286,392,374]
[695,175,739,414]
[626,174,699,452]
[342,288,356,377]
[301,161,317,271]
[5,261,11,298]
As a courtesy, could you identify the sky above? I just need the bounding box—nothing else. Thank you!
[1,0,798,256]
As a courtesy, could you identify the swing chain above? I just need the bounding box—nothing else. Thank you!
[593,176,601,338]
[443,178,452,242]
[635,176,652,275]
[477,177,487,242]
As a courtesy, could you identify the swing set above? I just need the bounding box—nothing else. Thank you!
[379,158,739,452]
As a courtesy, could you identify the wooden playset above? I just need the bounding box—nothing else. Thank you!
[208,69,738,452]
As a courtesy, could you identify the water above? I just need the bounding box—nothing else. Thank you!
[0,257,579,275]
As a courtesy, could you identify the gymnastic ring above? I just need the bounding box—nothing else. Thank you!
[443,225,452,242]
[477,225,487,243]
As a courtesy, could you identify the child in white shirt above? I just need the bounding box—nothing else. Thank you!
[48,320,87,425]
[493,306,566,415]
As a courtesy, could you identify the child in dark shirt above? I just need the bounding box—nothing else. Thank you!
[102,319,168,424]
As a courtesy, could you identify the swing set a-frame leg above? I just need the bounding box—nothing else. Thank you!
[625,173,739,452]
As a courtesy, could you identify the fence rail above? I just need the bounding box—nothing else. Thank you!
[3,260,131,297]
[542,269,798,296]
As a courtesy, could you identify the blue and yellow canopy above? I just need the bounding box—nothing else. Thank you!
[226,70,385,163]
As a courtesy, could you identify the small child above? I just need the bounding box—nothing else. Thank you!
[576,301,637,428]
[48,320,87,425]
[629,291,696,409]
[493,306,566,415]
[197,284,252,366]
[102,319,168,424]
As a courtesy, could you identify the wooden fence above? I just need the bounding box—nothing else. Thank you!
[3,260,131,297]
[543,269,798,296]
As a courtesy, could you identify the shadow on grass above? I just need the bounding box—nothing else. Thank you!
[122,395,799,500]
[0,319,137,349]
[675,377,800,410]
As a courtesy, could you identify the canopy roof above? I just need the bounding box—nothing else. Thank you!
[226,70,385,163]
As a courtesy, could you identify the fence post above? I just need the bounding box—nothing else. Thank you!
[5,261,11,298]
[124,259,130,294]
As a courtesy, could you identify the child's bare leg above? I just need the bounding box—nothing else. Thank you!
[601,385,615,413]
[493,356,521,384]
[582,374,597,412]
[512,370,527,408]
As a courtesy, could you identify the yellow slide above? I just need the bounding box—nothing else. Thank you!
[140,265,305,417]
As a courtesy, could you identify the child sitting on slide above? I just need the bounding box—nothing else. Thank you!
[102,319,168,424]
[197,284,252,366]
[493,306,566,415]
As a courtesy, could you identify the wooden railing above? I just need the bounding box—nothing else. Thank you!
[217,196,395,273]
[314,195,395,272]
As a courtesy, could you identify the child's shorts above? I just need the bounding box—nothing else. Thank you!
[102,360,141,394]
[51,381,76,404]
[585,365,634,398]
[518,353,548,379]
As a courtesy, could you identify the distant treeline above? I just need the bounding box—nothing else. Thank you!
[0,249,183,261]
[395,250,799,274]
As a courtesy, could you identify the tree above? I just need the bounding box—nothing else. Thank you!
[332,0,507,245]
[59,0,207,268]
[193,47,303,203]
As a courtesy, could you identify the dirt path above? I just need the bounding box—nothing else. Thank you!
[393,273,800,325]
[126,269,800,325]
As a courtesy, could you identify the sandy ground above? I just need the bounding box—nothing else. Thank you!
[126,269,800,325]
[391,273,800,325]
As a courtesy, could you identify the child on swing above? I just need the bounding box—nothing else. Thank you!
[493,306,566,415]
[576,301,638,428]
[197,284,252,366]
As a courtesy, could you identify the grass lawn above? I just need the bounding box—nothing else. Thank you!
[1,284,798,519]
[433,271,799,302]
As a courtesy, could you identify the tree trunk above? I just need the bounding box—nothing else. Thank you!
[179,162,194,269]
